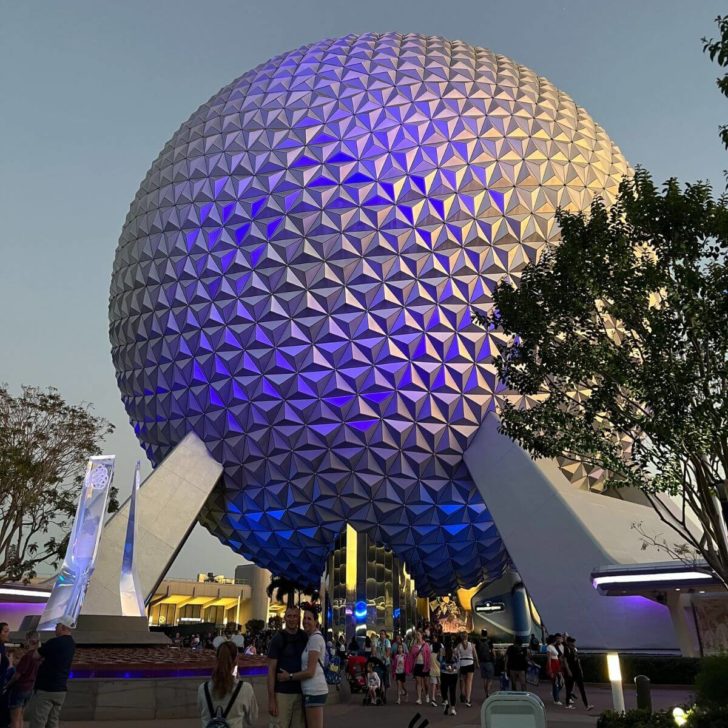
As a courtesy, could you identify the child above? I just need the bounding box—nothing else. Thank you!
[392,642,407,704]
[366,662,381,704]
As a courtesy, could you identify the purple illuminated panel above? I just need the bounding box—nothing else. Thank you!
[68,665,268,680]
[110,33,628,595]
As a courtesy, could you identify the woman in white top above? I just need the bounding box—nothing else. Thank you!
[198,641,258,727]
[454,632,478,707]
[278,604,327,728]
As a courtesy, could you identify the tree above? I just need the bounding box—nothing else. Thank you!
[704,15,728,153]
[265,574,320,608]
[475,168,728,588]
[0,385,117,582]
[472,17,728,590]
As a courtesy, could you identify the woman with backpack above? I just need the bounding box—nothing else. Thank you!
[278,604,328,728]
[198,641,258,727]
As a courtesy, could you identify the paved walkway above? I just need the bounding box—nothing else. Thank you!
[58,682,693,727]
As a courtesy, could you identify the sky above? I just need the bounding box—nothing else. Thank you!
[0,0,725,579]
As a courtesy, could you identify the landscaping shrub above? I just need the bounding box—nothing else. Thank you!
[694,655,728,708]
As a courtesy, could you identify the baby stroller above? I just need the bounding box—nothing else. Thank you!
[346,654,368,694]
[362,656,387,706]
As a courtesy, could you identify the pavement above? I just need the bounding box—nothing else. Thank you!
[57,681,694,727]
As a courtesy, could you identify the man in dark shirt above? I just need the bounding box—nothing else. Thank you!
[29,616,76,728]
[564,636,593,710]
[266,606,307,728]
[504,638,528,691]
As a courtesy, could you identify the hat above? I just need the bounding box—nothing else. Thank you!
[56,615,75,629]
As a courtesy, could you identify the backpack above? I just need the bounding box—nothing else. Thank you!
[318,654,341,685]
[203,680,244,728]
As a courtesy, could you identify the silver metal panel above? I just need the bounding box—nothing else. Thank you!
[81,432,222,616]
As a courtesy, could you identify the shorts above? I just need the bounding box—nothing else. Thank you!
[395,672,406,684]
[480,662,495,679]
[303,693,327,707]
[7,688,33,710]
[413,664,428,678]
[429,674,440,684]
[459,664,474,675]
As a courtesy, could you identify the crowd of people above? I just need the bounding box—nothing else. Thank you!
[0,608,593,728]
[0,617,77,728]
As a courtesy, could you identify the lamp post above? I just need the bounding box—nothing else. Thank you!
[607,653,625,713]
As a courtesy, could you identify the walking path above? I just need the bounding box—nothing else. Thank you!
[58,681,693,727]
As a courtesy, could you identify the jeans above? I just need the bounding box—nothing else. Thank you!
[440,672,457,706]
[551,674,562,703]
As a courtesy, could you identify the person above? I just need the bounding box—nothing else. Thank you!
[454,632,477,707]
[428,636,441,707]
[373,630,391,700]
[0,623,9,686]
[347,635,359,655]
[476,631,496,697]
[243,641,257,656]
[29,616,76,728]
[363,635,372,659]
[529,633,540,652]
[546,634,563,705]
[198,641,258,727]
[5,631,41,728]
[504,638,528,691]
[365,662,381,705]
[439,638,458,717]
[392,642,407,704]
[278,604,327,728]
[407,630,430,705]
[213,630,234,650]
[266,605,307,728]
[0,623,11,728]
[563,637,593,710]
[335,635,347,663]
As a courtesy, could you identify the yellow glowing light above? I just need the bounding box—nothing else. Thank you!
[672,708,688,727]
[345,524,358,596]
[606,653,622,682]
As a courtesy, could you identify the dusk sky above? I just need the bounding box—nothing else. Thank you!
[1,0,725,578]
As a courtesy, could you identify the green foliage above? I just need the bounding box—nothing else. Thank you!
[703,15,728,151]
[579,654,700,685]
[531,654,700,685]
[597,706,728,728]
[477,168,728,586]
[0,385,115,582]
[686,705,728,728]
[245,618,265,635]
[597,709,675,728]
[695,655,728,707]
[265,575,320,608]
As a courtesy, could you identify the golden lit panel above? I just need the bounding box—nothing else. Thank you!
[345,524,358,597]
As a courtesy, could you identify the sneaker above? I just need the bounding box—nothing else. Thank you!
[587,705,595,711]
[416,699,422,705]
[443,701,449,715]
[431,700,438,707]
[396,698,401,705]
[554,701,563,706]
[466,702,472,707]
[450,708,457,716]
[566,705,575,710]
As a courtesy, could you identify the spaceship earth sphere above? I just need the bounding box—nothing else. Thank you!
[109,33,629,595]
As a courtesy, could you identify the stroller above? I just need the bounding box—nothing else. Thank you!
[346,655,368,693]
[362,656,387,706]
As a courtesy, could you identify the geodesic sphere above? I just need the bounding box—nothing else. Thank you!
[109,33,628,595]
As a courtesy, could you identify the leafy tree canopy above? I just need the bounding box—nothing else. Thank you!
[474,17,728,588]
[0,385,117,582]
